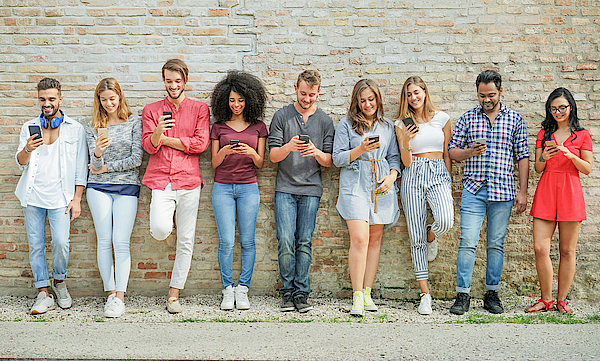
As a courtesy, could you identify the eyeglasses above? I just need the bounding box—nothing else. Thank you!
[550,105,570,114]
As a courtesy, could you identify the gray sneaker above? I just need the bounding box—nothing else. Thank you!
[280,292,295,312]
[293,294,313,313]
[51,281,72,309]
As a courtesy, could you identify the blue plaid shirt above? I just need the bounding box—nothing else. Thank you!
[448,103,529,202]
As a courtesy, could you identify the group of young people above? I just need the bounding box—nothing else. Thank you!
[16,59,592,318]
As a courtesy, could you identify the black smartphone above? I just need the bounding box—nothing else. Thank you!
[368,135,379,144]
[163,111,173,122]
[402,117,417,129]
[28,125,42,140]
[230,139,240,148]
[299,135,310,144]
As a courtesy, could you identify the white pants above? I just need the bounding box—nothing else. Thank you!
[150,183,201,289]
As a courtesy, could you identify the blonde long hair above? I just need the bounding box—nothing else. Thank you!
[347,79,385,136]
[91,78,132,129]
[396,76,436,122]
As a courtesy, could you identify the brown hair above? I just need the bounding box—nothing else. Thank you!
[91,78,132,129]
[396,76,436,122]
[162,59,189,83]
[347,79,384,136]
[296,69,321,88]
[37,77,61,95]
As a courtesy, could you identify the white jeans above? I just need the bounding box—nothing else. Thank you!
[86,188,138,293]
[150,183,201,289]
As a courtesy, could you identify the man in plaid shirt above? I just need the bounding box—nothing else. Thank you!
[447,70,529,315]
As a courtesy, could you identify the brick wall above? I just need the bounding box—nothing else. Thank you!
[1,0,599,300]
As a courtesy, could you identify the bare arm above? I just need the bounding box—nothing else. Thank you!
[67,185,85,221]
[443,122,452,173]
[514,157,529,214]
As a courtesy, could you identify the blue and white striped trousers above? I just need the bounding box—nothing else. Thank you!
[400,157,454,281]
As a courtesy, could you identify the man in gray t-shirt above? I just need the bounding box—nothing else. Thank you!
[268,70,335,313]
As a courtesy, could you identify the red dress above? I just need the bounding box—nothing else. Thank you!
[530,129,592,221]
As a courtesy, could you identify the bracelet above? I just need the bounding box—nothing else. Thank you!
[538,154,545,162]
[24,146,32,154]
[401,144,412,152]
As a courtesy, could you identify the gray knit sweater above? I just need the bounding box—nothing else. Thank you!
[86,115,143,186]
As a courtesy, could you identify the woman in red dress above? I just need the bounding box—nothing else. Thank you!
[526,88,593,314]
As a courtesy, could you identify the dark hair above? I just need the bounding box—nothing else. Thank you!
[542,87,583,145]
[347,79,385,136]
[162,59,188,83]
[296,70,321,88]
[211,70,267,125]
[37,77,61,95]
[476,70,502,91]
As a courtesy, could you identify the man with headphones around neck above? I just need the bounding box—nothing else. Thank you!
[15,77,88,315]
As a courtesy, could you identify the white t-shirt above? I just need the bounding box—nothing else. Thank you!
[28,140,67,209]
[395,111,450,154]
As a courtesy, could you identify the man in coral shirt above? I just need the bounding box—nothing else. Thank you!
[142,59,210,313]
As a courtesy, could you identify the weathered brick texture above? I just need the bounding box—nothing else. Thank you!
[1,1,599,301]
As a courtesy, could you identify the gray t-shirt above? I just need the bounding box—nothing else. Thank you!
[268,103,335,197]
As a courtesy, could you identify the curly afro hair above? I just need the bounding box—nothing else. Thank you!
[211,70,267,125]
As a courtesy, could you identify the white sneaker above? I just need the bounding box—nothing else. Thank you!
[30,291,55,315]
[51,281,72,309]
[104,294,116,312]
[234,285,250,310]
[427,238,438,262]
[221,285,235,310]
[166,297,183,314]
[363,287,378,312]
[418,293,433,315]
[350,291,364,317]
[104,296,125,318]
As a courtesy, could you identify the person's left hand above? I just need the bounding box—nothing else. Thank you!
[514,191,527,214]
[232,143,258,157]
[66,199,81,221]
[88,163,108,174]
[300,141,321,158]
[556,144,576,160]
[375,174,396,194]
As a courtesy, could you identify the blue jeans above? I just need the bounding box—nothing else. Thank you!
[274,191,320,297]
[456,187,514,293]
[87,188,138,293]
[24,205,70,289]
[212,182,260,289]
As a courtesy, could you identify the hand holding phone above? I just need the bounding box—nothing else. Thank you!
[544,140,556,148]
[28,125,42,140]
[474,138,486,146]
[368,135,380,146]
[98,128,108,139]
[298,135,310,144]
[230,139,240,148]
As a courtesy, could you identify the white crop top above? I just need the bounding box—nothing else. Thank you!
[395,111,450,154]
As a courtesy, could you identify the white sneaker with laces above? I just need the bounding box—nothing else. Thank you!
[427,238,438,262]
[234,285,250,310]
[166,297,183,314]
[363,287,378,312]
[104,296,125,318]
[104,294,116,312]
[30,291,55,315]
[418,293,433,315]
[51,281,72,309]
[350,291,364,317]
[221,285,235,310]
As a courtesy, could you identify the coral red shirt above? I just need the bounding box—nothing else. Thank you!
[142,97,210,190]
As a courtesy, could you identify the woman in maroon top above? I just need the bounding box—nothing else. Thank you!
[210,71,268,311]
[526,88,593,314]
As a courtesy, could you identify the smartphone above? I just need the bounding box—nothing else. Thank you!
[368,135,380,144]
[544,140,556,147]
[98,128,108,138]
[474,138,486,146]
[402,117,417,130]
[298,135,310,144]
[163,111,173,122]
[28,125,42,140]
[230,139,240,148]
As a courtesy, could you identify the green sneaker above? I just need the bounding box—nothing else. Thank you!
[350,291,364,317]
[363,287,378,312]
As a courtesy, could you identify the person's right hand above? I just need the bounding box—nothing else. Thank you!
[470,142,486,157]
[286,136,309,153]
[403,124,419,141]
[359,136,380,153]
[94,133,111,158]
[25,134,44,153]
[153,115,175,137]
[541,144,560,161]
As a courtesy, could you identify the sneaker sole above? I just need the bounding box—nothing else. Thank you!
[449,308,467,315]
[418,309,433,315]
[31,307,54,315]
[296,306,313,313]
[365,305,378,312]
[221,306,234,311]
[280,306,295,312]
[235,305,250,310]
[350,310,364,317]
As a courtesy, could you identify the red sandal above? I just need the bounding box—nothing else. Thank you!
[556,300,573,314]
[525,299,554,313]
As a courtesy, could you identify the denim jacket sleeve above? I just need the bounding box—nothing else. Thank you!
[385,121,401,174]
[16,120,34,171]
[332,117,359,170]
[74,121,88,187]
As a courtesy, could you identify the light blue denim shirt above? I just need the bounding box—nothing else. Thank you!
[15,114,88,207]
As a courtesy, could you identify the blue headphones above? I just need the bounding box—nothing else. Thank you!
[39,110,64,129]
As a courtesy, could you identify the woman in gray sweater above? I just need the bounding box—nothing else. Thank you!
[86,78,143,318]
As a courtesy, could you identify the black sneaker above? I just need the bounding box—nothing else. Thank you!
[483,290,504,314]
[280,292,295,312]
[293,294,313,313]
[449,292,470,315]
